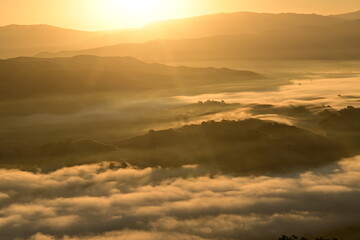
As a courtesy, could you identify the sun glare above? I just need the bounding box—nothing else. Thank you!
[97,0,169,28]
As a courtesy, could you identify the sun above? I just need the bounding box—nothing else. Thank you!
[96,0,169,28]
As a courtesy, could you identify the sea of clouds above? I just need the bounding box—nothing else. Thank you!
[1,155,359,240]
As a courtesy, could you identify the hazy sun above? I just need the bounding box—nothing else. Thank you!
[97,0,169,28]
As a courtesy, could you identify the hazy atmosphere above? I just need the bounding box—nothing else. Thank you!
[1,0,360,30]
[0,1,359,240]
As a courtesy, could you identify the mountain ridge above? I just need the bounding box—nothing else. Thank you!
[111,118,345,174]
[332,10,360,20]
[0,11,349,59]
[0,55,265,100]
[37,19,360,61]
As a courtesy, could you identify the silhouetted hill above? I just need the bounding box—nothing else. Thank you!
[0,24,96,48]
[1,11,347,59]
[113,119,345,174]
[1,119,346,173]
[0,138,119,171]
[89,12,344,45]
[32,139,118,157]
[320,106,360,154]
[0,56,264,100]
[320,106,360,132]
[333,10,360,20]
[0,25,101,58]
[39,19,360,61]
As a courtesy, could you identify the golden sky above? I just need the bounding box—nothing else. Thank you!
[1,0,360,31]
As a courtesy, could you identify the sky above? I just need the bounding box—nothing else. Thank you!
[1,0,360,31]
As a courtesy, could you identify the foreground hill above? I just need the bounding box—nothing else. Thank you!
[0,55,264,100]
[112,119,345,174]
[39,19,360,61]
[320,106,360,154]
[0,119,346,174]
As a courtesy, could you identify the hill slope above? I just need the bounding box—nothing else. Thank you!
[332,10,360,20]
[0,119,346,174]
[0,55,265,100]
[112,119,345,174]
[90,12,344,45]
[0,25,102,59]
[0,12,346,59]
[39,19,360,61]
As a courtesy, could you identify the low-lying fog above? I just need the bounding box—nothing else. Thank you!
[1,155,359,240]
[175,76,360,128]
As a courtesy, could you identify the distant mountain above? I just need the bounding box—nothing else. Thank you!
[332,10,360,20]
[38,19,360,61]
[0,24,102,59]
[0,24,97,48]
[89,12,344,45]
[0,12,346,59]
[0,55,264,100]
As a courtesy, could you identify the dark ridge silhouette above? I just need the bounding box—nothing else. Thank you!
[320,106,360,132]
[320,106,360,155]
[1,119,347,174]
[0,138,119,171]
[38,19,360,61]
[112,119,345,174]
[0,55,264,100]
[33,138,119,157]
[278,235,343,240]
[248,104,333,130]
[249,104,316,117]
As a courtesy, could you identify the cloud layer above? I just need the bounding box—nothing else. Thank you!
[0,156,359,240]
